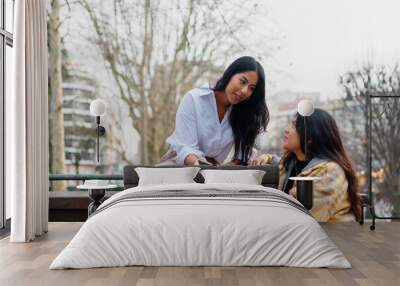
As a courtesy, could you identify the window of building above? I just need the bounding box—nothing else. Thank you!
[64,113,72,121]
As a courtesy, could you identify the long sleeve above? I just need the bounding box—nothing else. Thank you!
[288,161,351,222]
[167,93,204,165]
[165,85,236,165]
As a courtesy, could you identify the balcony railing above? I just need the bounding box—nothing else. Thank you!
[49,173,124,192]
[49,173,123,181]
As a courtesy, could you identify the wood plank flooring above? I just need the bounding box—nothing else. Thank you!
[0,222,399,286]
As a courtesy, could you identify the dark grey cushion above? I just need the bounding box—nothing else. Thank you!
[123,165,280,190]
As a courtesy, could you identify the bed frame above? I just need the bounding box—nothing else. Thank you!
[123,165,280,189]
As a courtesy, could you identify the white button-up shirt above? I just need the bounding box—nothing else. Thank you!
[166,85,236,165]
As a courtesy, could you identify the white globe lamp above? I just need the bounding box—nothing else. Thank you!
[297,99,314,159]
[297,99,314,117]
[90,99,107,163]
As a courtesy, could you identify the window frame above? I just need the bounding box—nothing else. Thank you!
[1,0,14,230]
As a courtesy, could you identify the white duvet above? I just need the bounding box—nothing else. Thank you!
[50,183,351,269]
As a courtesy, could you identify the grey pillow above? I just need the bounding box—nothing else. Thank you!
[135,167,200,186]
[200,169,266,185]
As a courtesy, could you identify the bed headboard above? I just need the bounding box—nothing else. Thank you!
[123,165,280,190]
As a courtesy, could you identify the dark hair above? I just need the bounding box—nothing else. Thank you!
[282,108,361,220]
[214,56,269,163]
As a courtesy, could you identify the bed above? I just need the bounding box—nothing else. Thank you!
[50,165,351,269]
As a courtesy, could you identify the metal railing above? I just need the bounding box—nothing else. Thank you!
[366,92,400,229]
[49,173,123,181]
[49,173,124,192]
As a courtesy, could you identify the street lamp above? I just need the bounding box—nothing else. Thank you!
[289,99,316,210]
[297,99,314,159]
[89,99,106,163]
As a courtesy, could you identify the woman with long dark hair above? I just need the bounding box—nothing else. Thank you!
[260,108,361,221]
[160,56,269,165]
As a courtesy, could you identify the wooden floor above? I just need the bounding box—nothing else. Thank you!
[0,222,399,286]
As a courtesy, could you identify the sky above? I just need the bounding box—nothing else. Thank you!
[263,0,400,99]
[61,0,400,100]
[58,0,400,161]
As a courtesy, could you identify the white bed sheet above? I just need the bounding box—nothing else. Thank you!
[50,183,351,269]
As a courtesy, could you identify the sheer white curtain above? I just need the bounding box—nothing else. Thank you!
[7,0,48,242]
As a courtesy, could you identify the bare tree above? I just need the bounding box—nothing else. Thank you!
[340,64,400,215]
[49,0,66,191]
[77,0,269,164]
